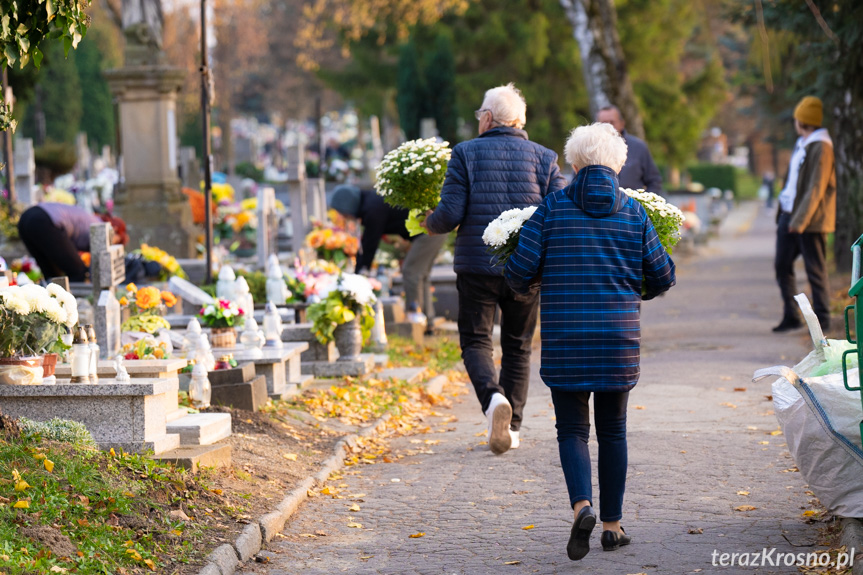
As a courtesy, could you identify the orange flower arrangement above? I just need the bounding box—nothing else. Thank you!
[305,222,359,267]
[119,283,178,334]
[135,286,162,310]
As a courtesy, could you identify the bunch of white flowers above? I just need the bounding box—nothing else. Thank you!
[337,273,377,307]
[375,138,452,236]
[621,188,686,254]
[0,284,78,328]
[0,284,76,357]
[482,206,538,267]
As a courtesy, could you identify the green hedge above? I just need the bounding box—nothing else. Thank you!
[687,164,762,201]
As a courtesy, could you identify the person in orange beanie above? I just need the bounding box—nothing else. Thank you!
[773,96,836,332]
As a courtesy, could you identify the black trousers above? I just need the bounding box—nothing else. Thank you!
[17,206,88,282]
[774,212,830,325]
[456,273,539,431]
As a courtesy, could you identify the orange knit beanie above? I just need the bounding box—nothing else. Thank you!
[794,96,823,127]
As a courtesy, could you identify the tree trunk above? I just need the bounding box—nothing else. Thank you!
[559,0,644,139]
[832,88,863,272]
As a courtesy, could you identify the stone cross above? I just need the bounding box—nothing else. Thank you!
[306,177,327,224]
[90,223,125,359]
[285,145,307,256]
[256,186,277,269]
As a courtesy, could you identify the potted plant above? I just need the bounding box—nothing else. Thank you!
[307,273,376,361]
[120,283,177,335]
[0,284,78,384]
[199,300,245,348]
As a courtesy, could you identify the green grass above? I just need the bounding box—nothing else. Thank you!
[0,434,208,574]
[384,334,462,373]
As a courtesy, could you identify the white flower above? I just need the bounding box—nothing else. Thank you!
[338,273,376,306]
[0,291,31,315]
[223,309,233,318]
[424,167,433,174]
[205,305,216,316]
[43,298,67,325]
[482,221,509,247]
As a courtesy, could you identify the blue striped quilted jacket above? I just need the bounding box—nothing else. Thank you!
[504,165,676,391]
[424,126,567,275]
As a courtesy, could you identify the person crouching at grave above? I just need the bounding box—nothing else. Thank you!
[17,203,128,282]
[504,123,676,561]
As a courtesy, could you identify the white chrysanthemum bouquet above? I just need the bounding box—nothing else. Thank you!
[482,207,538,267]
[374,138,452,235]
[0,284,78,357]
[621,189,685,254]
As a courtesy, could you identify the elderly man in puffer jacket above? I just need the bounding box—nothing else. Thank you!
[422,83,567,455]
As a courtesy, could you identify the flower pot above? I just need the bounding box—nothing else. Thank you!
[210,327,237,349]
[41,353,59,377]
[334,318,362,362]
[0,356,45,385]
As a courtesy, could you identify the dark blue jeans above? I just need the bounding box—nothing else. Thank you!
[551,389,629,522]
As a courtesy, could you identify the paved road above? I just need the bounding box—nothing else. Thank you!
[244,203,824,574]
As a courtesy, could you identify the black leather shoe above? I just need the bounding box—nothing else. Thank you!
[601,527,632,551]
[772,318,804,333]
[567,506,596,561]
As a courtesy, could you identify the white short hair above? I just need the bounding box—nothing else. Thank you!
[564,122,628,173]
[481,83,527,129]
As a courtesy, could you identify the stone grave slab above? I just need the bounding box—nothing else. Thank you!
[309,353,376,378]
[214,343,308,399]
[212,376,268,411]
[0,378,180,454]
[55,358,187,380]
[153,443,232,473]
[387,321,425,344]
[166,413,232,446]
[282,323,337,364]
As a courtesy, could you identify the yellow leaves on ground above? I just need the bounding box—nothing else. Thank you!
[49,567,69,573]
[320,486,338,496]
[32,452,46,461]
[409,532,425,538]
[522,525,534,530]
[504,560,521,565]
[736,491,750,496]
[12,500,29,509]
[347,521,363,528]
[802,510,819,517]
[734,505,757,512]
[14,480,29,492]
[43,459,54,473]
[758,441,770,445]
[349,503,361,512]
[473,432,486,437]
[126,549,142,560]
[720,402,737,409]
[109,448,117,457]
[633,405,646,410]
[283,453,298,461]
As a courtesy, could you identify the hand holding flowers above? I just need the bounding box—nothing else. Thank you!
[482,207,538,268]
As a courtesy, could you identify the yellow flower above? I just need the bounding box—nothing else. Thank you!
[126,283,138,292]
[119,296,129,306]
[135,286,161,310]
[160,291,177,308]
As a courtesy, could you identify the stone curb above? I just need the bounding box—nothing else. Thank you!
[195,378,420,574]
[839,517,863,575]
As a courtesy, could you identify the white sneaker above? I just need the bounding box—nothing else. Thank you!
[509,429,519,449]
[485,393,512,455]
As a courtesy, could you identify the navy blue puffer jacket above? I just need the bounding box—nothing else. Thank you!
[424,126,567,275]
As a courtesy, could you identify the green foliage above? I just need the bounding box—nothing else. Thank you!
[617,0,727,169]
[235,161,264,182]
[397,40,426,140]
[384,334,462,372]
[308,291,375,345]
[424,32,457,143]
[687,163,737,192]
[72,13,118,149]
[0,0,90,70]
[34,140,77,176]
[236,270,267,303]
[18,417,95,447]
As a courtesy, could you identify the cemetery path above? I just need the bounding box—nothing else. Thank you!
[239,202,826,575]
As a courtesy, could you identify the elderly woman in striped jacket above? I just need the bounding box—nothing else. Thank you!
[504,122,676,561]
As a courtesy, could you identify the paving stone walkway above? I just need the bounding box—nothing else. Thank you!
[242,203,825,575]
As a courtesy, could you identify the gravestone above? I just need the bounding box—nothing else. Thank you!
[49,277,70,292]
[256,186,277,269]
[285,146,307,255]
[13,138,37,206]
[178,147,199,189]
[74,132,92,180]
[90,223,125,359]
[306,178,327,224]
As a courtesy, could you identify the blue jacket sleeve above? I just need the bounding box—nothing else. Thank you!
[425,146,468,235]
[641,214,676,300]
[548,158,568,196]
[504,203,546,294]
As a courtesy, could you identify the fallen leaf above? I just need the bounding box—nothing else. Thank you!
[720,402,737,408]
[758,441,769,445]
[734,505,757,512]
[14,480,29,492]
[360,555,374,560]
[747,426,758,430]
[307,489,318,497]
[211,488,223,495]
[770,429,783,436]
[298,533,316,538]
[688,527,703,534]
[143,559,156,571]
[504,560,521,565]
[720,376,733,381]
[347,522,363,528]
[390,478,400,483]
[315,530,327,536]
[474,431,486,437]
[680,450,687,454]
[802,510,818,517]
[737,491,750,496]
[283,453,298,461]
[478,441,488,446]
[409,532,425,538]
[76,519,90,527]
[349,504,361,512]
[43,459,54,473]
[347,493,366,499]
[13,500,29,509]
[633,405,646,410]
[734,387,747,392]
[32,453,46,461]
[522,525,534,530]
[49,567,68,573]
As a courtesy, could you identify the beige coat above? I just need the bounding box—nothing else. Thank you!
[790,140,836,233]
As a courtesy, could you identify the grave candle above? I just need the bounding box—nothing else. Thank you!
[70,326,91,384]
[263,302,283,348]
[188,362,212,409]
[85,325,99,383]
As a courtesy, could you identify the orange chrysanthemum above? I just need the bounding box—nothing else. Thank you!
[119,296,129,306]
[126,283,138,292]
[161,291,178,308]
[80,252,91,267]
[135,286,161,310]
[343,236,359,256]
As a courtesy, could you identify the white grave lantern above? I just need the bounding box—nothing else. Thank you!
[263,302,283,348]
[234,276,254,320]
[69,326,91,384]
[240,316,265,358]
[265,254,289,305]
[183,317,202,357]
[86,325,99,383]
[196,333,216,372]
[216,265,236,301]
[188,362,212,409]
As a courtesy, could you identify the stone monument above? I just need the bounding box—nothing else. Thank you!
[90,223,124,359]
[104,0,196,257]
[285,146,307,255]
